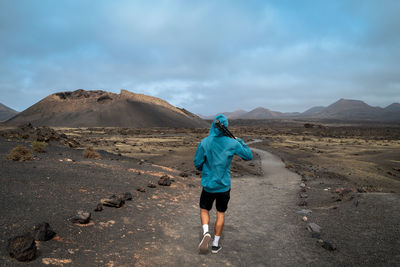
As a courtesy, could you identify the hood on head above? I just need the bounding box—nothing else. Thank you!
[209,114,229,137]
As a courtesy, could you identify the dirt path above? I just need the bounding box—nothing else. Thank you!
[140,146,330,266]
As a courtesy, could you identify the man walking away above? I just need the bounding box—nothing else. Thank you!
[194,114,253,254]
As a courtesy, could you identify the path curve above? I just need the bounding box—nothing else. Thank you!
[143,147,316,266]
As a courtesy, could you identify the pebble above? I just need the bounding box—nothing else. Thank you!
[302,216,308,222]
[71,211,91,224]
[299,193,308,198]
[300,183,306,188]
[94,203,103,212]
[298,200,308,206]
[307,223,321,233]
[322,240,337,251]
[296,209,312,215]
[311,232,321,239]
[137,187,146,192]
[147,182,157,188]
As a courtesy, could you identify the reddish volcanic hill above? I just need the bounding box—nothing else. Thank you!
[6,89,207,128]
[0,103,18,122]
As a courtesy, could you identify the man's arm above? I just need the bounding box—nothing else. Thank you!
[194,142,206,171]
[235,138,253,161]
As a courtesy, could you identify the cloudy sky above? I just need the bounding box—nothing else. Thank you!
[0,0,399,115]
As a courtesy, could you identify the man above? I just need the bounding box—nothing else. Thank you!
[194,114,253,254]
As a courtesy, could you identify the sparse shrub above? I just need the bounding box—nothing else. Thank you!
[6,145,32,161]
[82,147,101,159]
[31,141,47,153]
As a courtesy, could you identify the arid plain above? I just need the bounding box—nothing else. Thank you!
[1,120,400,266]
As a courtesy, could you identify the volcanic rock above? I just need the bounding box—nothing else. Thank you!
[71,210,91,224]
[101,195,125,208]
[296,209,312,215]
[118,192,133,201]
[298,200,307,206]
[322,240,337,251]
[311,232,321,239]
[147,182,157,188]
[32,222,56,241]
[94,203,103,212]
[7,233,37,261]
[299,193,308,198]
[158,175,171,186]
[307,223,322,233]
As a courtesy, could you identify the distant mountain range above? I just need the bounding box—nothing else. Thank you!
[202,99,400,122]
[0,103,18,122]
[3,95,400,126]
[5,89,207,128]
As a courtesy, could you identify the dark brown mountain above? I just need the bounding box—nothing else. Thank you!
[5,89,207,128]
[0,103,18,122]
[310,99,382,120]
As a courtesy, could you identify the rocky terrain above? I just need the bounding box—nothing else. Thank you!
[1,120,399,265]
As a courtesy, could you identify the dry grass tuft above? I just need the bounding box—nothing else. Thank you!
[6,145,33,161]
[82,147,101,159]
[285,163,293,169]
[31,141,47,153]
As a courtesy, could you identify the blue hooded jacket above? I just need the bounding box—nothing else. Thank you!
[194,114,253,193]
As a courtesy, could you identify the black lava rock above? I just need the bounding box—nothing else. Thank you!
[147,182,157,188]
[322,240,337,251]
[101,195,125,208]
[32,222,56,241]
[118,192,132,201]
[299,193,308,198]
[179,172,189,177]
[94,203,103,212]
[298,200,308,206]
[158,175,171,186]
[311,232,321,239]
[7,233,37,262]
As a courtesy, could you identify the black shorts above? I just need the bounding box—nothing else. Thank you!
[199,188,230,212]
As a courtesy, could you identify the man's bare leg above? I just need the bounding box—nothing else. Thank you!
[211,211,225,253]
[199,208,211,253]
[214,211,225,236]
[200,208,210,226]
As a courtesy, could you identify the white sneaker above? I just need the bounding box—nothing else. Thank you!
[198,232,211,254]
